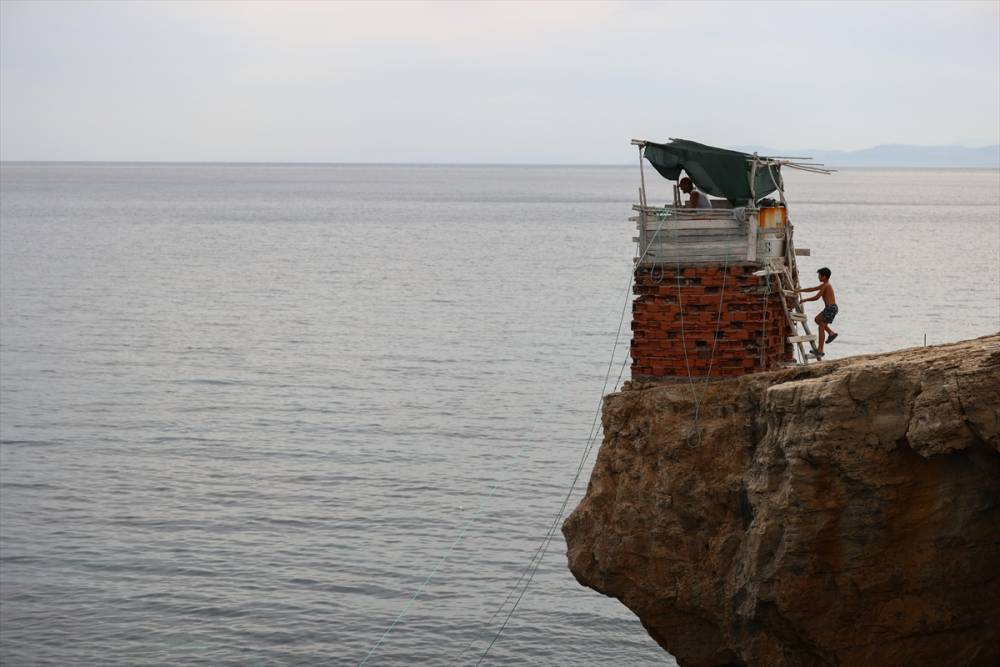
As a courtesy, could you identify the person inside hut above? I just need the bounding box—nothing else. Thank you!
[679,177,712,209]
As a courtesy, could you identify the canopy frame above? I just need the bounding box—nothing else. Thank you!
[631,137,833,208]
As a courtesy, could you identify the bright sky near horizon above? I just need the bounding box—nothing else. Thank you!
[1,0,998,163]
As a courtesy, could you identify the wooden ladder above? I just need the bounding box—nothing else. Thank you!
[758,258,819,364]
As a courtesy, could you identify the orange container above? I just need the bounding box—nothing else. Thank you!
[758,206,788,227]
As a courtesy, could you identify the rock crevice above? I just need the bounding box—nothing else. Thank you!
[563,335,1000,667]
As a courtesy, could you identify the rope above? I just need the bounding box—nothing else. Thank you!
[358,441,525,666]
[470,345,635,666]
[760,266,771,366]
[457,218,669,665]
[675,254,729,446]
[701,256,728,384]
[358,234,647,665]
[674,259,698,406]
[694,255,728,422]
[363,214,669,666]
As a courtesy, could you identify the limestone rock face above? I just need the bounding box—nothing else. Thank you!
[563,335,1000,667]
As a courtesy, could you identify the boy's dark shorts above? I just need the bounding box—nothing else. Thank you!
[819,304,838,323]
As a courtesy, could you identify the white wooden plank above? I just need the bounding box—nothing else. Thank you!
[641,246,749,256]
[795,247,811,256]
[644,256,749,264]
[668,218,745,228]
[644,240,748,248]
[638,257,747,267]
[634,207,744,222]
[646,233,746,242]
[646,246,746,261]
[646,236,748,245]
[644,230,742,241]
[660,234,746,242]
[650,231,744,240]
[788,335,817,343]
[644,219,744,232]
[641,256,748,265]
[646,244,748,256]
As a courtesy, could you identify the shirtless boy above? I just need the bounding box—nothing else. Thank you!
[796,267,838,359]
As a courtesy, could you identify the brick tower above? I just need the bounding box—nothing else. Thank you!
[630,265,793,380]
[628,138,827,380]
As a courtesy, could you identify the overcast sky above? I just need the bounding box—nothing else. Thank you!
[1,1,998,163]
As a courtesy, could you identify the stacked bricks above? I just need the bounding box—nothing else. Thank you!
[631,264,794,380]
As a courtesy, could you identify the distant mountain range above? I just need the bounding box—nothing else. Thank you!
[731,144,1000,168]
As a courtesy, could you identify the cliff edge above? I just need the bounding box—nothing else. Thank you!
[563,335,1000,667]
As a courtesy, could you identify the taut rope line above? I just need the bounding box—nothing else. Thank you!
[462,218,669,665]
[675,254,729,446]
[361,216,668,666]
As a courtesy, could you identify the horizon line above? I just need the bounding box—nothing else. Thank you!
[2,159,628,167]
[2,160,999,170]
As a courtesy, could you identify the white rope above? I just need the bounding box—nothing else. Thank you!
[694,255,728,418]
[362,218,667,666]
[760,265,772,367]
[471,337,634,666]
[461,219,668,665]
[358,444,523,665]
[674,259,698,405]
[675,255,729,447]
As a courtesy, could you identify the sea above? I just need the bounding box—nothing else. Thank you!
[1,164,998,666]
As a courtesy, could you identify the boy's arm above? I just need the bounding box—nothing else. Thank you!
[796,284,820,293]
[801,284,827,303]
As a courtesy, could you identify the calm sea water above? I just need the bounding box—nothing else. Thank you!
[1,164,998,666]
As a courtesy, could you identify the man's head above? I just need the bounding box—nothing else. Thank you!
[817,267,832,283]
[679,177,693,193]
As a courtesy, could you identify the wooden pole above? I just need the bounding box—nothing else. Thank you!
[637,144,647,209]
[747,156,759,262]
[637,145,648,255]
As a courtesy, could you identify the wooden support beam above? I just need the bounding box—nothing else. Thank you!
[746,214,758,263]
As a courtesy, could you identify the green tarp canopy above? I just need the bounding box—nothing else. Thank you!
[643,139,782,204]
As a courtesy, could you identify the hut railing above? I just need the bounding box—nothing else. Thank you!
[632,204,775,266]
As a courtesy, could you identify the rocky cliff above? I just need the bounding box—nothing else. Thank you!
[563,335,1000,667]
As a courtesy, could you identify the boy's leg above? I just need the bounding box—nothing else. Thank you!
[815,314,826,354]
[824,308,837,342]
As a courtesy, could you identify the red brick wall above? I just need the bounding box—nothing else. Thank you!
[631,264,794,379]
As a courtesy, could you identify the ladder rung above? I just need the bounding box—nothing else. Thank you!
[782,290,798,298]
[788,335,817,344]
[790,312,806,322]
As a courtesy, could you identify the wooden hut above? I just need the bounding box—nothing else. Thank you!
[629,138,832,380]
